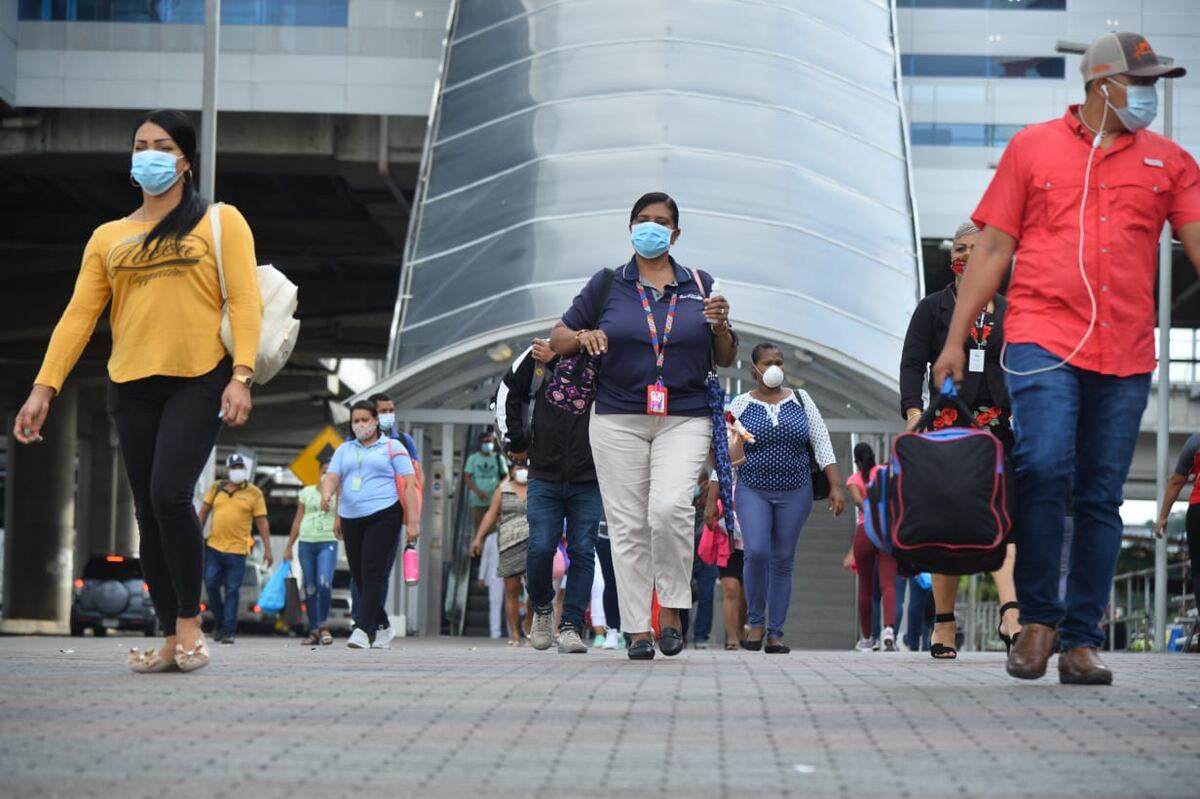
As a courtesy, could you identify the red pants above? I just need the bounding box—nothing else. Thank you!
[853,527,897,638]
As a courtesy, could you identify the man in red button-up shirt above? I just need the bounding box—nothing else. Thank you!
[934,32,1200,686]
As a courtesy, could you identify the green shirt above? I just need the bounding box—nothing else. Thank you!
[297,485,337,543]
[464,451,507,508]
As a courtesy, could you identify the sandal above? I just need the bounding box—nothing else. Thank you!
[128,647,179,674]
[724,641,740,651]
[174,637,211,673]
[997,601,1021,655]
[319,628,334,646]
[301,632,320,645]
[930,612,958,660]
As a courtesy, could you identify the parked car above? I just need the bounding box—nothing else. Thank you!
[326,560,354,635]
[200,560,272,634]
[71,554,156,637]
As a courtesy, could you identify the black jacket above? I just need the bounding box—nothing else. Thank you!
[495,347,597,484]
[899,284,1009,418]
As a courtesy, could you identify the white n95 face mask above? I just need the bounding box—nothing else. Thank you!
[761,365,785,389]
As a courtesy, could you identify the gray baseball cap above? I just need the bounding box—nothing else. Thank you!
[1080,32,1186,82]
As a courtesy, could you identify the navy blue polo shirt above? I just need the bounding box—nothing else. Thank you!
[562,257,723,417]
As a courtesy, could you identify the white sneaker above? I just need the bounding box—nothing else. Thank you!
[347,628,370,649]
[603,629,621,650]
[882,626,896,652]
[529,605,554,650]
[372,626,395,649]
[855,637,875,652]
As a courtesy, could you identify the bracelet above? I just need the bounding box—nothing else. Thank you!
[575,329,589,344]
[905,408,922,420]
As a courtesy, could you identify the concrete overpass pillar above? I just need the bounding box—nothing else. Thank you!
[75,399,138,568]
[1,384,78,634]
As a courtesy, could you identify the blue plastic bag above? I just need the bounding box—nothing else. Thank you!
[915,572,933,591]
[257,560,290,614]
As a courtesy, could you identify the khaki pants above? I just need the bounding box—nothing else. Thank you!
[589,411,712,633]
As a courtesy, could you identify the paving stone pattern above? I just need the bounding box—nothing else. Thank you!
[0,636,1197,799]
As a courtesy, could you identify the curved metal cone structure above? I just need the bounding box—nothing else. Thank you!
[377,0,923,421]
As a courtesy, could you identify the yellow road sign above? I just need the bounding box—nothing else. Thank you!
[290,425,344,486]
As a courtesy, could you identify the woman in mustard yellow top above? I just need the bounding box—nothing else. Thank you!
[13,109,263,674]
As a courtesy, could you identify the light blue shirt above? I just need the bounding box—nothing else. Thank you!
[328,436,414,519]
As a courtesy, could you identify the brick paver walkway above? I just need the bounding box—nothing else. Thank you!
[1,636,1197,798]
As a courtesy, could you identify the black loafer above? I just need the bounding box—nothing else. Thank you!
[764,641,791,654]
[628,639,656,660]
[658,627,684,657]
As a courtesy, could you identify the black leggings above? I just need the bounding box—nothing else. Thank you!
[108,359,229,636]
[1186,505,1200,613]
[341,503,402,637]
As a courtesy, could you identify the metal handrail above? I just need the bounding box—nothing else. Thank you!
[957,558,1193,653]
[1108,559,1193,652]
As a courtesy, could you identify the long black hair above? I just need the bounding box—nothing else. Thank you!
[853,442,876,480]
[132,109,209,254]
[630,192,679,228]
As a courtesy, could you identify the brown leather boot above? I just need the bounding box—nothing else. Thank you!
[1006,622,1057,680]
[1058,646,1113,685]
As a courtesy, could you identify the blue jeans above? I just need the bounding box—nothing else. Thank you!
[735,484,813,640]
[298,540,338,631]
[204,547,246,637]
[1005,343,1150,650]
[525,480,602,630]
[872,575,930,649]
[691,546,718,643]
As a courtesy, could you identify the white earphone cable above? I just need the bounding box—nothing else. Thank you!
[1000,88,1107,377]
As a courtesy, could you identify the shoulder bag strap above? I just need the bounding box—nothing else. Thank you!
[591,268,615,329]
[209,202,227,302]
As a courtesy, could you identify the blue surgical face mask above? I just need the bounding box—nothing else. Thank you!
[1107,80,1158,132]
[378,412,396,431]
[130,150,182,196]
[482,441,495,454]
[630,222,672,259]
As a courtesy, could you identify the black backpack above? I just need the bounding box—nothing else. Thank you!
[864,379,1014,576]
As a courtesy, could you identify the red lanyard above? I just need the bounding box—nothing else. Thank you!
[635,283,678,384]
[970,311,993,349]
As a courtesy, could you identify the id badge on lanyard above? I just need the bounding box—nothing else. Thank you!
[350,448,366,491]
[647,383,669,416]
[969,311,988,373]
[637,284,678,416]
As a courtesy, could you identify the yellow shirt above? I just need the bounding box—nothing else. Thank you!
[204,481,268,556]
[35,204,262,391]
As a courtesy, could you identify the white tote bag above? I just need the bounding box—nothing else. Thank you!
[210,203,300,384]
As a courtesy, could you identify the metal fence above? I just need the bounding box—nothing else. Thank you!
[960,559,1195,653]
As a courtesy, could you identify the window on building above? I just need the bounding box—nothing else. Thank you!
[910,122,1026,147]
[898,0,1066,9]
[19,0,349,26]
[902,54,1065,79]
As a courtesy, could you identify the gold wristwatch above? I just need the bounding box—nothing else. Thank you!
[231,374,253,388]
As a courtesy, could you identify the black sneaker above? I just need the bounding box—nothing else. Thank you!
[220,635,235,646]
